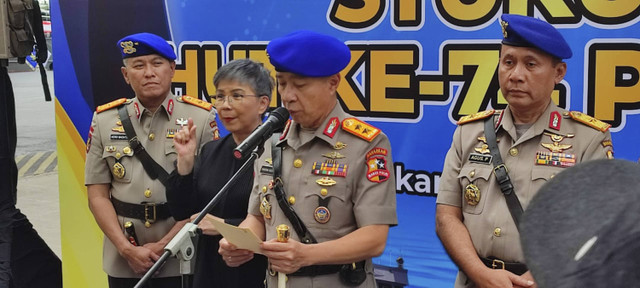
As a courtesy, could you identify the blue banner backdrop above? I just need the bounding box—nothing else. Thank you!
[53,1,640,287]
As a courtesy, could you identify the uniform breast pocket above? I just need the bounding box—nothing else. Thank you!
[164,141,177,168]
[303,180,352,228]
[102,144,133,183]
[458,166,492,215]
[531,166,562,183]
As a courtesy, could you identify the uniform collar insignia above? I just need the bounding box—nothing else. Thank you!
[549,111,561,130]
[167,99,174,116]
[323,117,340,138]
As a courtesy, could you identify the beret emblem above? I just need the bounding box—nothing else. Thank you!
[501,20,508,38]
[120,41,136,55]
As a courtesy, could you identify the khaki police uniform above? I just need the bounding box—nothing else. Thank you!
[85,94,217,278]
[248,103,398,288]
[437,102,613,288]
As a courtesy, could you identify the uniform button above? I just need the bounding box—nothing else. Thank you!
[262,186,267,193]
[320,188,328,196]
[509,148,518,156]
[115,152,122,158]
[494,227,501,237]
[144,189,152,198]
[469,170,475,178]
[288,196,295,205]
[123,146,132,154]
[148,133,155,141]
[145,221,151,228]
[293,159,303,168]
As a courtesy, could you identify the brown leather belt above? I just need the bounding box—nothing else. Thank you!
[111,197,171,223]
[480,256,528,275]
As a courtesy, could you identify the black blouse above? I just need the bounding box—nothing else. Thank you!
[166,134,266,288]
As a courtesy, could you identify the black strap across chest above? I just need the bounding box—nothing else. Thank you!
[117,105,170,186]
[271,134,317,244]
[483,117,524,230]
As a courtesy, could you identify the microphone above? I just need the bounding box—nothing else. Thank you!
[233,107,290,159]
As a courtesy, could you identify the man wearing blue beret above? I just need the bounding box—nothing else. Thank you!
[218,30,398,287]
[436,15,614,288]
[85,32,217,288]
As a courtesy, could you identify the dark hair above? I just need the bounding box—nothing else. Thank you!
[213,59,274,101]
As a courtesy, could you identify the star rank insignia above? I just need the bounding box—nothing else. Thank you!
[342,118,380,142]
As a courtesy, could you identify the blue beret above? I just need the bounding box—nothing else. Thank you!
[500,14,572,59]
[117,32,176,61]
[267,30,351,77]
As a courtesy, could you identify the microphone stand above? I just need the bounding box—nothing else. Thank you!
[134,144,265,288]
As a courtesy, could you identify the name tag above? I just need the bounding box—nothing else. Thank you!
[110,134,128,140]
[468,153,492,165]
[260,165,274,175]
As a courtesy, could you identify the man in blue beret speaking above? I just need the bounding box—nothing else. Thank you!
[218,30,398,287]
[85,32,217,288]
[435,15,614,288]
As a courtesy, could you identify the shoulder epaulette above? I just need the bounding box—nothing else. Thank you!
[96,98,129,113]
[341,117,380,142]
[457,110,495,125]
[568,111,611,132]
[180,95,212,111]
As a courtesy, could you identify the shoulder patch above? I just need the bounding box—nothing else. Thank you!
[181,95,212,111]
[96,98,129,113]
[342,118,380,142]
[457,110,495,125]
[568,111,611,132]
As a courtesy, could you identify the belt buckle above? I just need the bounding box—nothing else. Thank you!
[493,163,508,174]
[491,259,505,270]
[129,137,143,154]
[144,203,156,227]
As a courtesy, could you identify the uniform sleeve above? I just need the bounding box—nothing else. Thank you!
[352,133,397,227]
[247,139,270,216]
[581,130,613,161]
[197,109,218,151]
[84,112,112,185]
[436,126,463,207]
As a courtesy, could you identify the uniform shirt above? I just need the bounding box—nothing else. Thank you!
[437,102,613,288]
[85,94,216,278]
[248,103,398,288]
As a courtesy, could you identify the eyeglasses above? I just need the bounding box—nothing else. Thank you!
[213,93,258,107]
